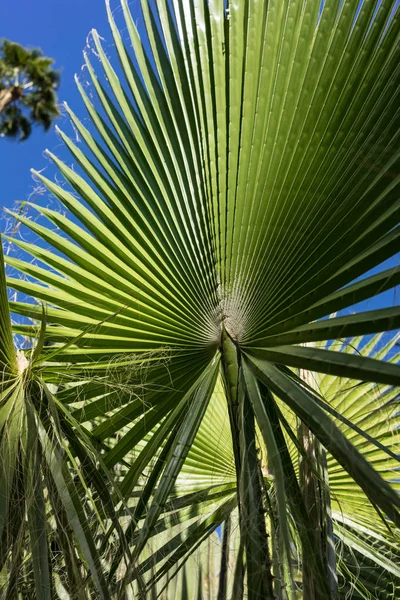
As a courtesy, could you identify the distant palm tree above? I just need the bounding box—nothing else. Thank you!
[0,40,59,140]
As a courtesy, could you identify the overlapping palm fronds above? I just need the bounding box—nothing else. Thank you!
[1,0,400,598]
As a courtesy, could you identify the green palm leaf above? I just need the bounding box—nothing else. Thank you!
[0,243,132,598]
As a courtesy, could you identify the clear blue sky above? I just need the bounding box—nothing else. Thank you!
[0,0,398,323]
[0,0,127,212]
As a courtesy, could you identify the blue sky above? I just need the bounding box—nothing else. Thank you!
[0,0,398,326]
[0,0,123,212]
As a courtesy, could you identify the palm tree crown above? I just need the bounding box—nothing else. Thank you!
[1,1,400,598]
[0,39,59,140]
